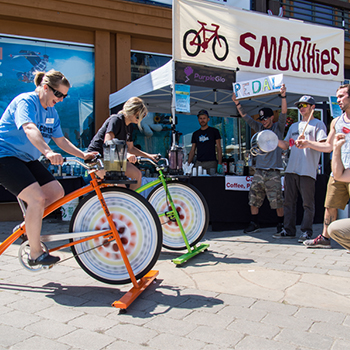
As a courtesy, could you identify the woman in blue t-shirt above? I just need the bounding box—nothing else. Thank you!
[0,70,97,267]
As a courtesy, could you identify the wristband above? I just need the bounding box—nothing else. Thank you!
[279,94,287,98]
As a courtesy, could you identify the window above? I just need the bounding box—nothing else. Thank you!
[0,34,95,151]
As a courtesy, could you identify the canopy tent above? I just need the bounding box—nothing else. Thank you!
[109,59,340,118]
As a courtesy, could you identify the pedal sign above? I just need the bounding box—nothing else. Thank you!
[173,0,344,81]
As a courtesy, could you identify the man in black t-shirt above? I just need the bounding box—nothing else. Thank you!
[188,110,223,174]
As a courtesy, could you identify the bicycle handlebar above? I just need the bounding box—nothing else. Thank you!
[136,155,169,168]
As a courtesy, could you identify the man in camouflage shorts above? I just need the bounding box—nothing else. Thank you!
[232,84,287,234]
[250,169,283,212]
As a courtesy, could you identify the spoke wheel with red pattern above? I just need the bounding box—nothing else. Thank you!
[69,187,162,285]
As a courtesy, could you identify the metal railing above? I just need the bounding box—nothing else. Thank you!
[281,0,349,41]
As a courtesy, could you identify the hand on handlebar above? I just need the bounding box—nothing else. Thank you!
[127,153,137,163]
[45,151,64,165]
[83,151,100,161]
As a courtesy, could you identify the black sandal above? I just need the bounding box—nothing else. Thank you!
[28,252,60,266]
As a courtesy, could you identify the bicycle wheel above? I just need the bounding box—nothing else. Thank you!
[69,187,162,285]
[213,35,229,61]
[147,181,209,250]
[183,29,201,57]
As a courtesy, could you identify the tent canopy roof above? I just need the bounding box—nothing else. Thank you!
[109,60,340,117]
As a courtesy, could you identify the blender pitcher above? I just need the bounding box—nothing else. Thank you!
[103,139,127,181]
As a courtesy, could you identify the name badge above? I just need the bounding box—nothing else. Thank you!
[46,118,54,124]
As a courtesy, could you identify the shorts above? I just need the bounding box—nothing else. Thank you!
[0,157,55,196]
[324,176,350,210]
[249,169,283,209]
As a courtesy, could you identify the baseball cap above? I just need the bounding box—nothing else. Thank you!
[258,107,274,120]
[197,109,209,118]
[294,95,315,106]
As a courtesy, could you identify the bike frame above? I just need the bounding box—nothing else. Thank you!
[0,165,159,310]
[135,160,209,265]
[191,21,222,49]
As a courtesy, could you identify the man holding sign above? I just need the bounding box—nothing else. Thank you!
[232,84,287,235]
[276,96,327,242]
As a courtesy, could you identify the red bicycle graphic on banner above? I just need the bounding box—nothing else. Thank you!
[183,21,229,61]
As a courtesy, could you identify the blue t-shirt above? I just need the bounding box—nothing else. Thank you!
[0,92,64,161]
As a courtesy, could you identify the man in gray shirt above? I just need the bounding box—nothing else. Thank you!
[232,84,287,234]
[275,95,327,241]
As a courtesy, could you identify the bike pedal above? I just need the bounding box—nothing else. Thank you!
[42,264,54,270]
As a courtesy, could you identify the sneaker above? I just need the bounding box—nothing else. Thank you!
[303,234,331,249]
[276,223,284,234]
[298,231,312,243]
[272,228,295,239]
[244,221,259,233]
[28,252,60,266]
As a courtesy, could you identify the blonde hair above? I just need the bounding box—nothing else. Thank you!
[122,97,148,128]
[34,69,70,92]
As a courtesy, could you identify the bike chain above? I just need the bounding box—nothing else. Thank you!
[54,238,113,265]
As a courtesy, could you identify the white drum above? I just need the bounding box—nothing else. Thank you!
[250,130,278,156]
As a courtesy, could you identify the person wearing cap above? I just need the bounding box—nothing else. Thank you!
[187,109,223,174]
[295,84,350,249]
[275,95,327,241]
[232,84,287,234]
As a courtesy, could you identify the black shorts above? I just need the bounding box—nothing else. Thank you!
[0,157,55,196]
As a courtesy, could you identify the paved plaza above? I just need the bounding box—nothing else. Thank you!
[1,219,350,350]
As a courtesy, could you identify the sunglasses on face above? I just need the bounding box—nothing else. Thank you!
[260,117,269,121]
[48,85,68,99]
[297,103,309,109]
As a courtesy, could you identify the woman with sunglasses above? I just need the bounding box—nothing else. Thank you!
[0,69,98,267]
[87,96,159,190]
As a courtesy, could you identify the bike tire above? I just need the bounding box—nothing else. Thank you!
[213,35,229,61]
[147,181,209,251]
[69,187,162,285]
[183,29,201,57]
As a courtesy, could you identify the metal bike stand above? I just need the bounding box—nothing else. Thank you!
[158,175,210,267]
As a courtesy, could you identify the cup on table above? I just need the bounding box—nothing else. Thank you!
[203,169,207,175]
[192,167,197,176]
[198,166,203,175]
[209,168,216,176]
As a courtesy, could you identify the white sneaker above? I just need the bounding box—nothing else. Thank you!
[298,231,312,243]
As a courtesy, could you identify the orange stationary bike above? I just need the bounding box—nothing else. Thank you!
[0,156,162,309]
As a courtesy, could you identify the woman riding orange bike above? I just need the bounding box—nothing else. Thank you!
[0,69,97,266]
[87,96,158,190]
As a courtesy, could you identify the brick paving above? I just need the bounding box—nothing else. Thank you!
[1,219,350,349]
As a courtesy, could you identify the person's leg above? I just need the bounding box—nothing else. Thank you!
[17,183,48,260]
[299,176,316,234]
[305,177,350,248]
[328,219,350,251]
[322,207,338,239]
[125,162,142,190]
[265,170,284,233]
[245,170,264,233]
[282,173,298,237]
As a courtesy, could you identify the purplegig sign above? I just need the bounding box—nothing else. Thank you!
[175,61,235,90]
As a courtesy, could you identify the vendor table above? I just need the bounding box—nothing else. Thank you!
[189,174,328,231]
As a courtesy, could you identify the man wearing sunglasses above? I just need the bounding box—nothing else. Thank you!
[275,95,327,242]
[232,84,287,235]
[295,85,350,249]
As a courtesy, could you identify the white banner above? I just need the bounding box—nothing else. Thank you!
[174,0,344,81]
[225,175,284,191]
